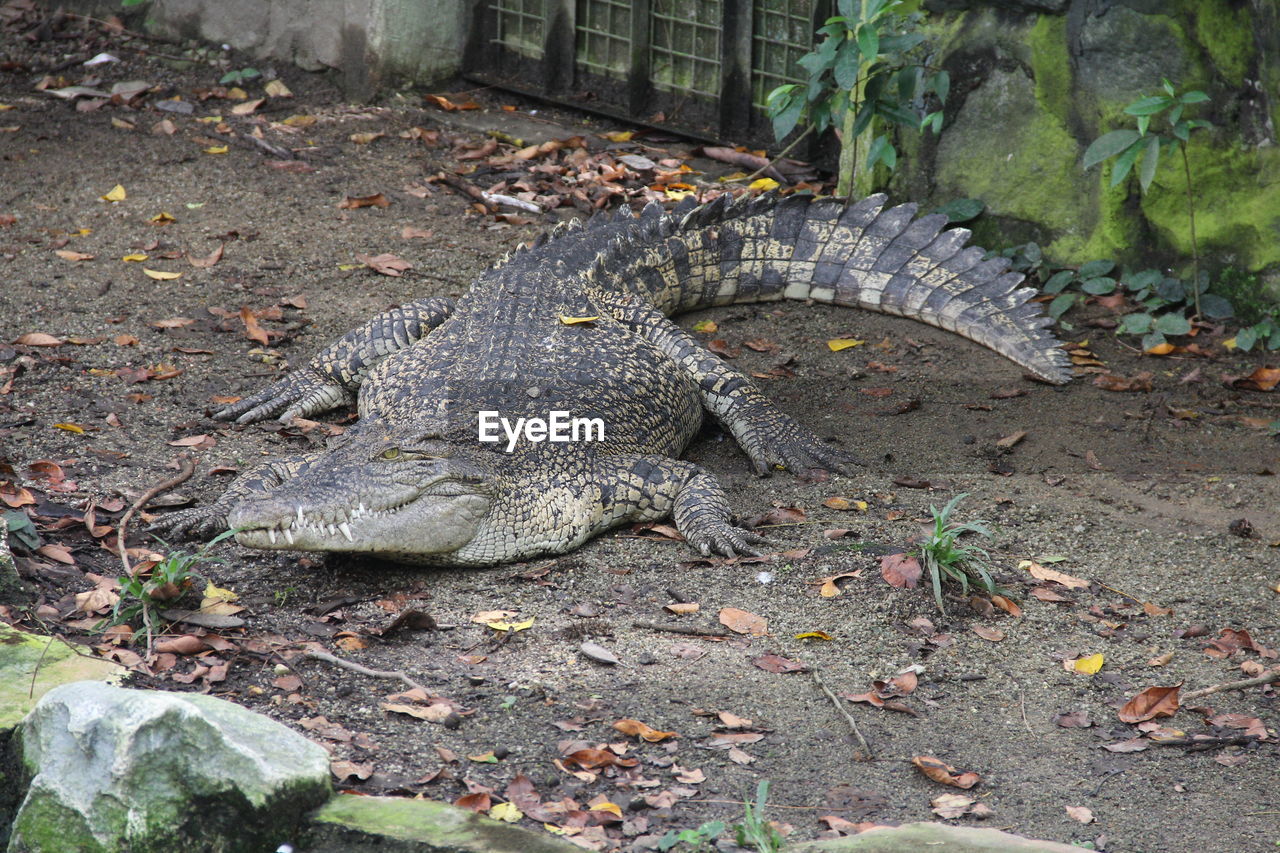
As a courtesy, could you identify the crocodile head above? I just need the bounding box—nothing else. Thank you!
[228,429,496,563]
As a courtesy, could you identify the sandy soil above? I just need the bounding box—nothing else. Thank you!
[2,21,1278,853]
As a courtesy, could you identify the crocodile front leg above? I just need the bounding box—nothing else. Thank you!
[216,297,455,424]
[592,454,768,557]
[148,452,318,541]
[610,299,859,476]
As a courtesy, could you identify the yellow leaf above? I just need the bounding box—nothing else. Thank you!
[143,268,183,280]
[150,211,176,224]
[196,115,223,123]
[590,801,623,817]
[795,631,833,640]
[1070,653,1104,674]
[337,263,364,270]
[664,189,695,201]
[602,130,633,142]
[121,253,148,262]
[265,79,293,98]
[202,581,238,604]
[559,315,599,325]
[203,145,229,154]
[1222,337,1238,350]
[0,104,12,110]
[486,617,535,632]
[468,751,499,763]
[100,184,127,202]
[748,177,779,191]
[692,320,718,333]
[718,171,748,182]
[489,802,523,822]
[53,423,85,434]
[282,114,317,128]
[226,86,248,100]
[71,228,91,236]
[231,98,264,116]
[827,338,865,351]
[1145,342,1175,355]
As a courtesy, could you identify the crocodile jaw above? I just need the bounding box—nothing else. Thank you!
[229,484,492,560]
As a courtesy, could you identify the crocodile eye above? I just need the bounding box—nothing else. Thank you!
[378,447,402,460]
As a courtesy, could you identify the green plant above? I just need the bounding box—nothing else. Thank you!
[219,67,261,86]
[734,780,786,853]
[1082,79,1212,314]
[105,528,237,646]
[657,820,726,852]
[917,493,996,613]
[765,0,947,199]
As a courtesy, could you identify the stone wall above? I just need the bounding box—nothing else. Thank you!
[900,0,1278,289]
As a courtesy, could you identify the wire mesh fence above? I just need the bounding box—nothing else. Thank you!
[467,0,825,144]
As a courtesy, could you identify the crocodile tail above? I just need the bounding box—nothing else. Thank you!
[588,192,1073,385]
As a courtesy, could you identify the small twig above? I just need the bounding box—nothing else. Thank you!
[744,125,815,184]
[1162,734,1263,752]
[631,621,730,638]
[1088,768,1125,797]
[207,130,295,161]
[1183,668,1280,702]
[436,172,495,212]
[29,637,55,698]
[304,649,428,693]
[118,454,196,577]
[812,669,873,761]
[1019,691,1035,737]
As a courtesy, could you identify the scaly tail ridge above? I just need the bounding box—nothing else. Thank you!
[587,192,1073,385]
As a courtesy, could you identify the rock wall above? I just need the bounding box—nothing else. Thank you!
[901,0,1279,292]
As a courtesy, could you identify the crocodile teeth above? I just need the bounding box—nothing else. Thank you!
[328,524,338,537]
[268,528,277,545]
[296,506,306,526]
[283,527,295,545]
[338,522,354,543]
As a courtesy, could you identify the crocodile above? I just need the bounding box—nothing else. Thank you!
[153,192,1071,565]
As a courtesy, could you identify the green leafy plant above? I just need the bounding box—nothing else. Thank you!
[105,528,237,646]
[657,820,726,852]
[1082,79,1212,315]
[219,67,261,86]
[765,0,947,199]
[734,780,786,853]
[917,493,996,613]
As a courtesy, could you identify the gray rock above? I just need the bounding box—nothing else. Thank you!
[303,794,586,853]
[8,682,331,853]
[1075,5,1189,101]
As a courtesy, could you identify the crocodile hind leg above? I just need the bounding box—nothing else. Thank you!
[216,297,455,424]
[148,452,318,541]
[610,299,859,476]
[591,454,768,557]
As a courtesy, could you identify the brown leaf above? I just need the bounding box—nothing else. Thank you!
[1228,366,1280,392]
[746,506,806,527]
[562,748,638,770]
[719,607,767,636]
[149,317,196,329]
[880,552,921,589]
[1029,586,1071,602]
[238,306,270,345]
[15,332,63,346]
[931,792,976,819]
[337,193,391,209]
[355,252,413,276]
[1023,561,1089,589]
[613,719,677,742]
[1065,806,1095,824]
[911,756,980,789]
[1102,737,1148,753]
[400,226,433,239]
[187,242,224,268]
[1117,684,1182,723]
[381,701,455,723]
[751,653,810,674]
[1093,371,1153,392]
[707,339,741,358]
[971,625,1004,642]
[36,543,76,565]
[990,594,1022,617]
[818,571,861,598]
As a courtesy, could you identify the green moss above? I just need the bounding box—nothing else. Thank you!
[1027,15,1071,124]
[1139,139,1280,276]
[1189,0,1253,86]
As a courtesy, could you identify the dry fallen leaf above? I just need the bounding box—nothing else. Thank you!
[613,718,677,742]
[356,252,412,276]
[719,607,767,636]
[911,756,980,789]
[1065,805,1095,824]
[1020,560,1089,589]
[1117,683,1182,723]
[880,552,922,589]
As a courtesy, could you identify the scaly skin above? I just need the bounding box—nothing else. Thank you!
[152,193,1071,565]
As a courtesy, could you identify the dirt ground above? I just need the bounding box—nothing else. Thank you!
[2,19,1279,853]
